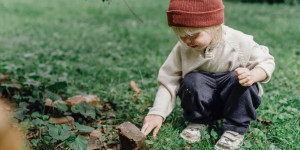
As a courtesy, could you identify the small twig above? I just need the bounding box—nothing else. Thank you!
[123,0,144,23]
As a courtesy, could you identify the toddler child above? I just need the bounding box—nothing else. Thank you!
[141,0,275,149]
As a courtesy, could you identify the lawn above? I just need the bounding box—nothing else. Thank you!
[0,0,299,149]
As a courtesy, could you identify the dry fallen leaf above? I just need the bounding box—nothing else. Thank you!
[0,74,10,81]
[257,118,272,127]
[130,81,141,101]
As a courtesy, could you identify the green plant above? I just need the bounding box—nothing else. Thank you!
[0,0,299,149]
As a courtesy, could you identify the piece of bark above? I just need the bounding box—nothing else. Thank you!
[117,122,149,150]
[65,95,102,108]
[65,96,85,106]
[44,99,67,117]
[49,116,74,127]
[85,129,104,150]
[45,98,66,107]
[84,95,102,108]
[44,98,53,107]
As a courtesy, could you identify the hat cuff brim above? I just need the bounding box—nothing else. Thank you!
[167,7,224,27]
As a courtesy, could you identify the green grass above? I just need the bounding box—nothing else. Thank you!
[0,0,299,149]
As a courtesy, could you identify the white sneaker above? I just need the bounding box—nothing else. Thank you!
[214,131,244,150]
[180,123,208,143]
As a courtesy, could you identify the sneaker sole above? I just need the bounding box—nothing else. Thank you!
[179,132,200,143]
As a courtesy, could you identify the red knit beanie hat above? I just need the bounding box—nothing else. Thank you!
[167,0,224,27]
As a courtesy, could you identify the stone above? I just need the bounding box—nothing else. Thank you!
[117,122,149,150]
[44,99,67,117]
[49,116,74,127]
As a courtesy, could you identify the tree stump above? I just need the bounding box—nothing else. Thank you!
[117,122,149,150]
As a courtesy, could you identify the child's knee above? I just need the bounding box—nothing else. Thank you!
[180,72,207,91]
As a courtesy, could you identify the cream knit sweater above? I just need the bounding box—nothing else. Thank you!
[147,25,275,120]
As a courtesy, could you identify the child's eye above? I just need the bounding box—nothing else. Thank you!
[180,36,188,41]
[191,33,200,38]
[181,33,198,39]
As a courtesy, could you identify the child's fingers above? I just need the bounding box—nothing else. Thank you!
[240,79,253,86]
[141,123,149,134]
[144,125,154,136]
[235,68,250,75]
[235,68,246,76]
[239,76,250,85]
[238,72,250,80]
[241,81,253,86]
[153,124,162,136]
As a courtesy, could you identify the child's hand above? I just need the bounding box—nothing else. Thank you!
[235,68,254,86]
[141,114,163,136]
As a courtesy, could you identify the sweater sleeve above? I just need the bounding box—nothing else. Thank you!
[147,42,182,120]
[247,41,275,83]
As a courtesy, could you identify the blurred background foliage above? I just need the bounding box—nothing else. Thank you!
[226,0,300,5]
[0,0,299,149]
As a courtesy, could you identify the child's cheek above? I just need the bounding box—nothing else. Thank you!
[195,38,210,48]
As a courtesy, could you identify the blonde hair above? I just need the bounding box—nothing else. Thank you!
[171,25,223,47]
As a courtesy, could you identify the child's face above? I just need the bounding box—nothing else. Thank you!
[180,30,212,51]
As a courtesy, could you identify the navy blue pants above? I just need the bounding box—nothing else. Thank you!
[177,71,261,134]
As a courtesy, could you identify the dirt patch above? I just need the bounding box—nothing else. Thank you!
[0,96,26,150]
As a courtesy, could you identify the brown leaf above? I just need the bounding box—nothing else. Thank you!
[257,118,272,126]
[130,81,141,101]
[130,81,141,93]
[104,142,109,149]
[0,74,10,81]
